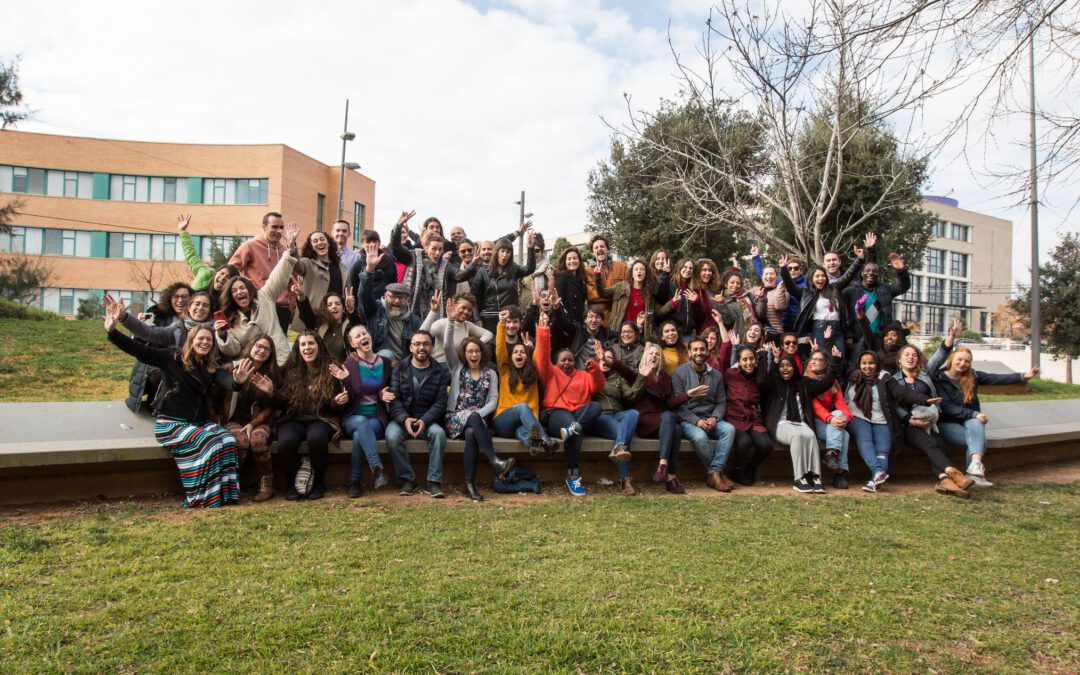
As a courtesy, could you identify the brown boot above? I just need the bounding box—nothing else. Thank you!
[252,474,275,502]
[944,467,974,491]
[621,477,636,496]
[719,472,735,490]
[936,477,970,499]
[707,471,731,493]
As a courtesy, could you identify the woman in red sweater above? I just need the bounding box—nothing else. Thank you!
[717,334,771,487]
[535,312,605,496]
[803,349,853,489]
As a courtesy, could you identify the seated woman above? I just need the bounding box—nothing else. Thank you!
[124,281,195,413]
[220,334,280,502]
[761,344,844,493]
[217,223,300,366]
[492,312,559,454]
[340,324,394,498]
[535,312,605,496]
[444,333,515,501]
[420,292,493,365]
[296,289,361,363]
[803,349,853,489]
[275,331,353,501]
[893,320,977,498]
[610,321,644,370]
[846,350,941,493]
[102,301,252,508]
[932,345,1038,488]
[591,349,645,495]
[717,335,772,487]
[609,343,686,494]
[657,320,688,375]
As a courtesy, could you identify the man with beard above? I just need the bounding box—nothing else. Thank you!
[584,235,628,320]
[386,330,450,498]
[842,253,910,353]
[672,336,737,492]
[358,252,422,363]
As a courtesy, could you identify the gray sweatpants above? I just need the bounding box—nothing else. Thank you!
[775,421,821,479]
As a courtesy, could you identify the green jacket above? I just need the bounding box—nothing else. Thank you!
[595,369,646,413]
[180,231,215,291]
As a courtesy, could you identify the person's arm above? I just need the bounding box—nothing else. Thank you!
[585,359,606,394]
[670,369,698,424]
[974,370,1026,387]
[611,358,636,384]
[718,338,732,369]
[443,319,460,370]
[625,372,647,403]
[388,364,409,424]
[420,309,438,333]
[468,320,494,345]
[806,357,840,398]
[495,320,509,369]
[780,264,802,298]
[835,255,865,289]
[261,249,299,305]
[751,251,764,282]
[708,379,726,421]
[178,229,214,290]
[513,242,537,280]
[812,393,833,423]
[889,268,911,297]
[477,369,499,418]
[107,328,170,369]
[119,312,180,347]
[296,297,318,330]
[885,376,932,407]
[533,325,553,382]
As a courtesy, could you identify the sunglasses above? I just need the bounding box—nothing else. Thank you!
[782,340,798,346]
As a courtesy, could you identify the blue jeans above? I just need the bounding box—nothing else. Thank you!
[589,410,640,479]
[343,414,385,481]
[814,415,850,471]
[849,417,891,476]
[680,420,736,474]
[492,403,543,449]
[811,320,845,359]
[385,420,447,484]
[939,418,987,465]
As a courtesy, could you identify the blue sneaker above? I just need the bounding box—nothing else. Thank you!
[565,474,586,497]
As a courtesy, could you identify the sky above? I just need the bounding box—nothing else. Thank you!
[1,0,1075,288]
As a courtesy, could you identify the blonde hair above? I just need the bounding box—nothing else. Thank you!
[944,346,976,404]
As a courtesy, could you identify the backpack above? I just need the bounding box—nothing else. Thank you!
[493,466,541,494]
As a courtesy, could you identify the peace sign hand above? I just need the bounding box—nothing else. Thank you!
[397,210,416,226]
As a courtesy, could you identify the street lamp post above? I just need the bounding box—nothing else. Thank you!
[337,99,357,224]
[1028,28,1041,371]
[514,191,533,264]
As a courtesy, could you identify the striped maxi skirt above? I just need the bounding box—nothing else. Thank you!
[154,417,241,508]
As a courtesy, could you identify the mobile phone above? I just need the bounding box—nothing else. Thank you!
[213,310,227,323]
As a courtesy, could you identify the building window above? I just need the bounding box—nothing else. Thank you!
[0,226,26,252]
[927,278,945,304]
[909,274,924,303]
[950,252,969,278]
[63,172,79,197]
[164,177,177,203]
[316,193,325,230]
[951,223,970,242]
[61,230,76,256]
[59,288,76,316]
[980,311,989,335]
[122,234,137,258]
[931,220,947,238]
[121,175,137,201]
[236,179,264,205]
[353,202,365,243]
[926,248,945,274]
[950,280,968,306]
[926,306,945,334]
[12,167,28,193]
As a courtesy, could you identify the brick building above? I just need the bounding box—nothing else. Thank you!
[0,130,375,315]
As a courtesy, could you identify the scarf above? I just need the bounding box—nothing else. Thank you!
[777,354,804,424]
[850,351,880,417]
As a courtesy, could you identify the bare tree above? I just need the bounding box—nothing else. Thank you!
[612,0,970,263]
[128,258,182,300]
[0,253,57,305]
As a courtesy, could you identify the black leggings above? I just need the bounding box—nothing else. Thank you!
[277,419,335,487]
[733,429,773,479]
[462,412,497,481]
[903,427,952,476]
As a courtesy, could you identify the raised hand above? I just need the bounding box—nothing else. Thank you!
[888,252,905,270]
[537,311,550,328]
[824,324,833,340]
[499,308,509,325]
[949,318,963,340]
[233,358,254,384]
[682,288,698,303]
[397,210,416,226]
[518,218,532,237]
[284,222,301,247]
[864,232,877,248]
[366,251,385,271]
[250,372,274,396]
[328,362,349,380]
[687,383,710,398]
[345,293,356,315]
[831,344,843,358]
[635,311,646,331]
[429,289,442,315]
[778,253,789,269]
[103,301,119,333]
[711,308,723,328]
[550,286,562,308]
[854,245,865,259]
[214,318,230,333]
[522,332,534,349]
[289,278,305,301]
[177,213,192,232]
[750,244,759,257]
[527,230,536,248]
[1024,367,1040,380]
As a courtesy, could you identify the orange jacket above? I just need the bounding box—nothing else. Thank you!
[535,325,605,411]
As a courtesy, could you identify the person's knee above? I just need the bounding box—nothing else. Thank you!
[428,424,446,442]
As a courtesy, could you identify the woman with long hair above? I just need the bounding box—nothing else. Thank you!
[554,246,590,324]
[608,342,686,494]
[803,349,853,489]
[648,249,674,305]
[175,213,237,310]
[146,281,193,327]
[657,320,688,375]
[103,302,253,508]
[932,344,1038,488]
[275,331,353,501]
[715,268,767,345]
[216,224,300,365]
[892,321,980,498]
[444,333,515,500]
[654,257,697,341]
[720,337,773,488]
[296,289,360,363]
[701,326,724,371]
[292,230,350,329]
[688,258,721,333]
[469,234,538,333]
[780,251,863,359]
[846,350,941,493]
[107,290,213,349]
[492,312,559,454]
[221,334,280,501]
[340,324,394,498]
[593,259,659,338]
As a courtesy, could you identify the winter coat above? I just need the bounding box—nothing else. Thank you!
[783,258,863,337]
[931,365,1023,424]
[217,251,297,366]
[554,271,590,324]
[388,358,451,428]
[610,359,686,436]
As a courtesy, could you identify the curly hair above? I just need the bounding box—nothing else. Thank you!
[156,282,194,317]
[279,331,338,413]
[302,231,340,263]
[691,259,720,294]
[236,333,280,399]
[219,276,259,322]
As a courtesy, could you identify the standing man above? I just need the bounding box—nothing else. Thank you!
[229,211,292,330]
[386,330,450,498]
[672,336,737,492]
[331,219,360,273]
[585,235,628,320]
[842,253,910,352]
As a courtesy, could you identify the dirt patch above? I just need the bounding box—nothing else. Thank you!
[2,458,1078,525]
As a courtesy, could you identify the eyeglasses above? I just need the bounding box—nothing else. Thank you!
[173,294,191,300]
[782,340,798,346]
[787,265,801,271]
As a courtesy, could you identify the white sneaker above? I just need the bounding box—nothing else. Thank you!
[966,460,987,477]
[967,473,994,488]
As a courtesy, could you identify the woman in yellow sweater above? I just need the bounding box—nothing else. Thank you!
[492,314,560,454]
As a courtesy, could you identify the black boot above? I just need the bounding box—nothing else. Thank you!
[489,455,515,477]
[541,435,560,455]
[464,482,484,501]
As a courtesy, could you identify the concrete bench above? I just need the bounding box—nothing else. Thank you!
[2,400,1079,504]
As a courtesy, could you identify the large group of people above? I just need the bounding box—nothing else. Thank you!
[102,212,1038,508]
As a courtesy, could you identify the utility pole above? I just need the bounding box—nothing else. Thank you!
[336,99,355,223]
[516,191,525,264]
[1028,29,1041,371]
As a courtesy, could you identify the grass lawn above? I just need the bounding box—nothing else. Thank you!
[2,485,1078,672]
[982,378,1080,402]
